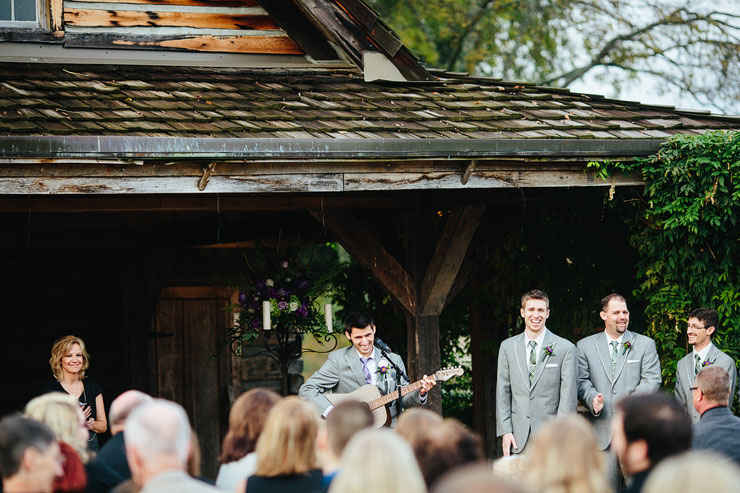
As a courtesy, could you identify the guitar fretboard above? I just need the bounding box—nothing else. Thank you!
[367,380,424,411]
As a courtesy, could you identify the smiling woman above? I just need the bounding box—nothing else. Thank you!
[41,335,108,452]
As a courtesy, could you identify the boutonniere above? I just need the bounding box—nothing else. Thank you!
[376,359,390,380]
[542,345,554,361]
[702,359,714,368]
[623,341,633,352]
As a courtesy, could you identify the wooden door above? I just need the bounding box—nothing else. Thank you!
[152,287,232,480]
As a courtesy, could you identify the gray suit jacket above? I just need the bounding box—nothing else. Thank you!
[141,470,218,493]
[577,330,662,450]
[298,346,422,420]
[692,406,740,465]
[675,345,737,423]
[496,329,577,453]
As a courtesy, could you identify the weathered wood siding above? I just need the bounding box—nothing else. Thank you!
[61,0,303,54]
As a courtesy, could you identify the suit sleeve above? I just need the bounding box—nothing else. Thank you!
[633,338,662,394]
[674,362,688,410]
[727,359,737,409]
[496,343,512,436]
[577,341,600,416]
[298,352,340,416]
[557,344,578,415]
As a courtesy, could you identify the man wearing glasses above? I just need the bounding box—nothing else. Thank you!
[674,308,737,423]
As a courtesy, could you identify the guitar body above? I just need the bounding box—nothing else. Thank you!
[325,384,391,428]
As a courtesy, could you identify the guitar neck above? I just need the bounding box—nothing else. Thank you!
[367,379,424,411]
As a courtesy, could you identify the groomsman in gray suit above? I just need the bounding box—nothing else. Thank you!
[675,308,736,423]
[496,289,577,456]
[577,293,662,451]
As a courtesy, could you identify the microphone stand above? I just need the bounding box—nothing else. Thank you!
[376,342,408,421]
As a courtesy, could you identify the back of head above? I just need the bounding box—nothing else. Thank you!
[255,396,318,476]
[329,428,425,493]
[0,414,57,479]
[617,392,691,467]
[396,407,443,450]
[326,400,373,457]
[413,418,484,488]
[523,415,609,493]
[643,451,740,493]
[109,390,153,433]
[696,366,731,405]
[433,464,524,493]
[220,388,280,463]
[25,392,88,461]
[124,399,191,467]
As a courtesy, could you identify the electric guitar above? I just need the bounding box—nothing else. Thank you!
[325,367,465,428]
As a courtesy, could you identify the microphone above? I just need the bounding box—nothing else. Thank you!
[374,338,392,353]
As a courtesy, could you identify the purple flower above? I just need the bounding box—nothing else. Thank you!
[238,293,247,305]
[702,360,713,367]
[277,288,287,297]
[297,305,308,317]
[278,301,288,310]
[623,341,633,351]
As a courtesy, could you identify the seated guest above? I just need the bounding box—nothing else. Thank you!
[691,366,740,465]
[522,415,610,493]
[124,399,217,492]
[95,390,152,482]
[328,428,425,493]
[216,388,280,491]
[395,407,443,451]
[492,455,528,481]
[433,464,524,493]
[611,393,691,493]
[316,400,374,487]
[239,396,325,493]
[643,451,740,493]
[412,418,484,488]
[0,415,63,493]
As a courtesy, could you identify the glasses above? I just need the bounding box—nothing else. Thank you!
[689,387,702,393]
[687,324,706,330]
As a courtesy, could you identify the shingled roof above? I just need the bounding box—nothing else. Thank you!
[2,63,739,162]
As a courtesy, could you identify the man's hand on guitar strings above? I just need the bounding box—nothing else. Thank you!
[419,374,437,396]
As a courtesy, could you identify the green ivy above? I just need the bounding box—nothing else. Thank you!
[592,131,740,402]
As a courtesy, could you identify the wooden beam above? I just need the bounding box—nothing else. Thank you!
[63,9,280,30]
[307,208,416,315]
[86,34,303,55]
[71,0,260,6]
[420,206,485,316]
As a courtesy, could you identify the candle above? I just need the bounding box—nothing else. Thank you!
[262,301,271,330]
[324,304,333,333]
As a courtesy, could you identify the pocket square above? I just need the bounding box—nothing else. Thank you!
[627,359,640,363]
[546,363,558,368]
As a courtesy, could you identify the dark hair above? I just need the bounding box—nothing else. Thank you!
[219,388,281,463]
[696,366,731,404]
[0,415,57,478]
[326,401,374,455]
[344,311,374,334]
[520,289,549,309]
[617,393,691,467]
[414,419,485,488]
[687,308,720,338]
[600,293,626,311]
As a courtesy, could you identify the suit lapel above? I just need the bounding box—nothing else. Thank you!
[594,333,614,384]
[705,345,717,366]
[512,333,531,389]
[345,346,368,386]
[613,331,633,382]
[683,354,695,389]
[530,329,553,390]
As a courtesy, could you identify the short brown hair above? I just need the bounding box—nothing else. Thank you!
[600,293,626,311]
[326,401,373,456]
[696,366,731,404]
[219,388,280,463]
[414,419,484,488]
[520,289,549,309]
[255,397,318,476]
[688,308,719,338]
[49,335,90,381]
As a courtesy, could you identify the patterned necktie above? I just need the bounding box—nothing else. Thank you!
[694,353,702,375]
[528,340,537,385]
[610,341,619,375]
[360,357,372,384]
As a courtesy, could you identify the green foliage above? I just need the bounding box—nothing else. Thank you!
[596,131,740,399]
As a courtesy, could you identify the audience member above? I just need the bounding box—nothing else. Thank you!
[328,428,425,493]
[124,399,217,493]
[611,393,691,493]
[316,400,373,487]
[691,366,740,465]
[0,415,63,493]
[395,407,442,451]
[216,388,280,491]
[522,415,610,493]
[240,396,325,493]
[492,455,527,481]
[642,451,740,493]
[95,390,152,482]
[433,464,524,493]
[411,418,484,488]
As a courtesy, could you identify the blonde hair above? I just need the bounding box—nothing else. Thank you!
[493,455,528,481]
[522,415,609,493]
[643,451,740,493]
[329,428,426,493]
[49,335,90,381]
[25,392,89,462]
[254,397,318,477]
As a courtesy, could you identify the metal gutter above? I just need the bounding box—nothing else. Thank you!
[0,137,663,160]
